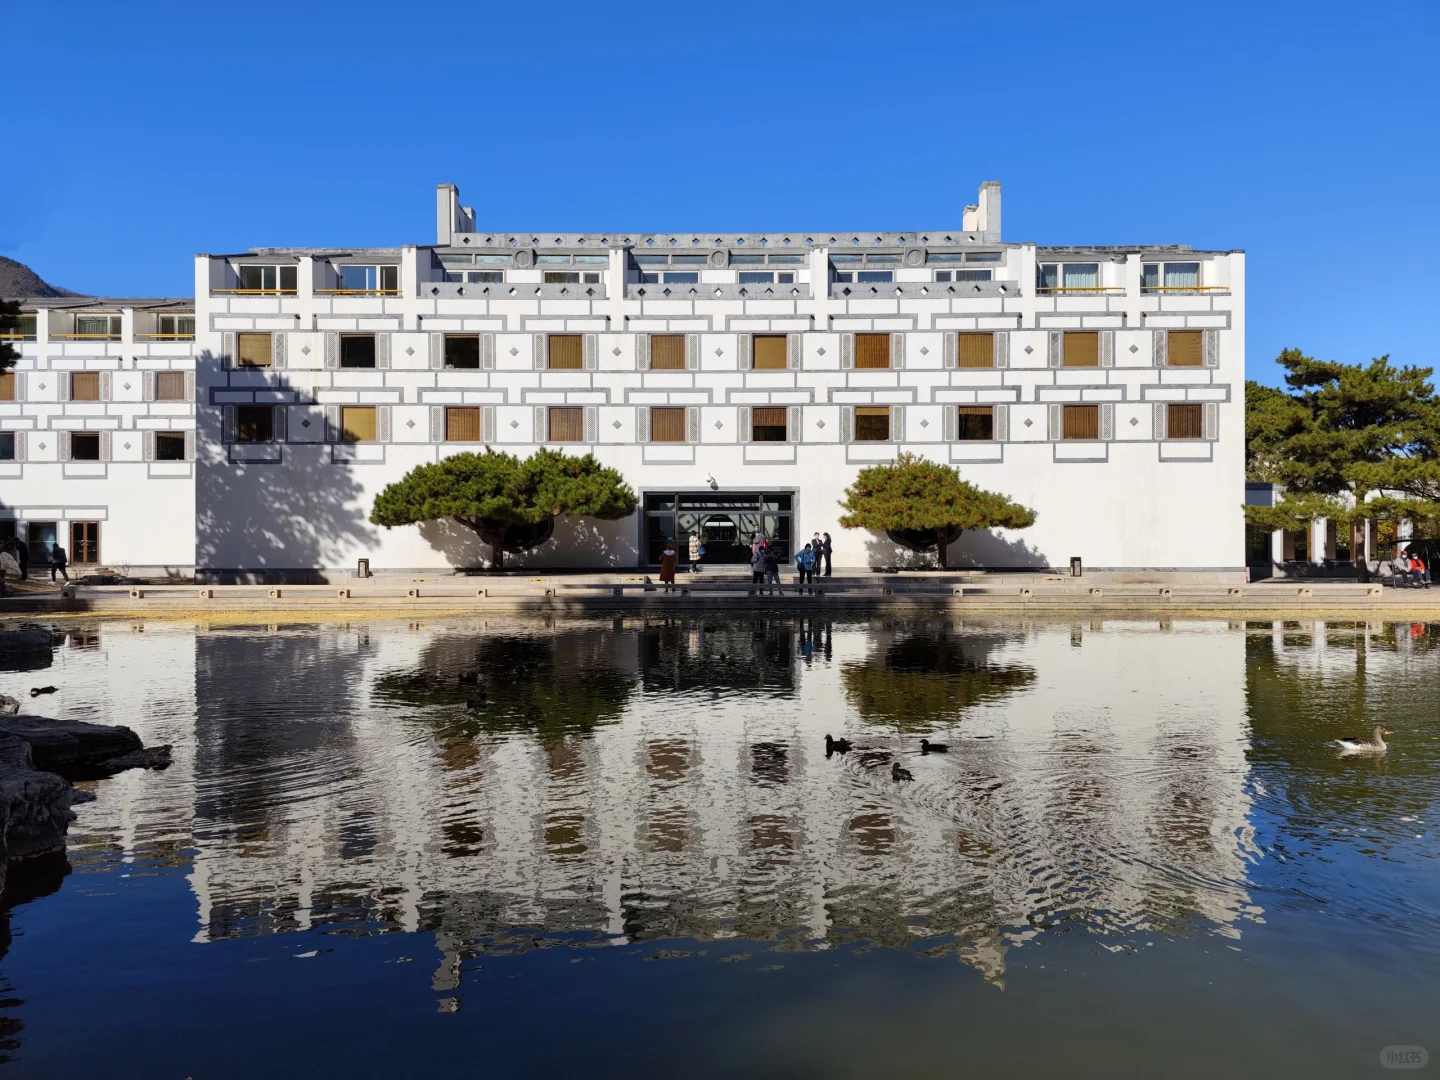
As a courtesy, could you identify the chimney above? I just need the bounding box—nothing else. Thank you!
[436,183,459,246]
[962,182,1003,242]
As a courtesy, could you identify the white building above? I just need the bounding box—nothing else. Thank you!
[3,182,1245,577]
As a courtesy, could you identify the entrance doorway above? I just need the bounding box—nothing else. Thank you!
[71,522,100,565]
[644,492,793,566]
[27,522,57,566]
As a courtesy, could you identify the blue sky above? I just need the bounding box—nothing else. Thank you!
[3,1,1435,386]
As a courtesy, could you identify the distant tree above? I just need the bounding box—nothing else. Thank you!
[1244,349,1440,577]
[370,448,637,570]
[0,299,21,373]
[838,453,1036,569]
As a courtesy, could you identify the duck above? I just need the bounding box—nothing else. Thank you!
[892,762,914,782]
[30,686,57,697]
[825,734,853,756]
[465,695,489,711]
[1334,726,1390,753]
[920,739,948,754]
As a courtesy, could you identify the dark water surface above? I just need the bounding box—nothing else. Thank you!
[0,615,1437,1077]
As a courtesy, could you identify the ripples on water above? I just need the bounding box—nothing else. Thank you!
[2,615,1438,1076]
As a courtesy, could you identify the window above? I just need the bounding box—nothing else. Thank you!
[74,315,120,339]
[934,269,992,282]
[155,372,187,401]
[236,405,273,443]
[537,255,604,285]
[854,406,890,441]
[70,372,101,401]
[1,314,36,341]
[1166,330,1204,367]
[0,433,14,460]
[0,372,14,401]
[1063,331,1099,368]
[650,335,686,370]
[1062,404,1100,440]
[650,407,687,443]
[237,332,272,368]
[751,407,787,442]
[857,270,894,283]
[340,406,376,443]
[340,334,376,368]
[445,407,481,442]
[544,271,581,283]
[155,314,195,339]
[547,334,583,370]
[1142,262,1202,293]
[238,265,298,294]
[831,254,903,283]
[155,432,187,460]
[440,253,507,284]
[547,407,584,443]
[1167,403,1204,440]
[338,265,399,293]
[1037,263,1102,294]
[445,270,504,284]
[70,522,99,565]
[855,333,890,369]
[69,432,101,460]
[445,335,480,369]
[753,335,787,370]
[956,406,994,441]
[738,271,796,284]
[958,332,994,369]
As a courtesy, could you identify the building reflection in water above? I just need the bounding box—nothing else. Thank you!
[59,615,1366,1010]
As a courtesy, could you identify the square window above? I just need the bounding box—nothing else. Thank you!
[341,266,377,291]
[1167,403,1204,439]
[1062,263,1099,290]
[70,372,101,400]
[547,407,584,443]
[547,335,583,370]
[155,371,187,400]
[1062,332,1099,367]
[855,334,890,369]
[957,333,994,369]
[236,405,273,443]
[340,335,376,368]
[0,433,13,460]
[650,335,686,370]
[236,333,272,368]
[956,406,994,441]
[340,406,376,442]
[279,266,298,293]
[445,407,481,442]
[1167,330,1203,367]
[854,406,890,441]
[1062,404,1099,440]
[155,432,187,460]
[751,407,787,442]
[752,335,787,370]
[650,407,687,443]
[0,372,14,401]
[445,335,480,369]
[69,432,101,460]
[240,265,275,291]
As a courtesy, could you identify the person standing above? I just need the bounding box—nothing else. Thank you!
[15,536,28,581]
[763,547,781,594]
[688,533,702,574]
[658,539,679,593]
[750,540,767,587]
[50,541,69,583]
[794,542,815,593]
[821,532,833,577]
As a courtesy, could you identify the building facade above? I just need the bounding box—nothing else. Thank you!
[3,182,1245,577]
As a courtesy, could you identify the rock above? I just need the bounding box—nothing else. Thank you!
[99,745,172,773]
[0,734,83,894]
[0,695,18,716]
[0,715,143,777]
[0,630,54,673]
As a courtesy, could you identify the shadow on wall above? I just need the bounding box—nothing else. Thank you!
[417,514,640,571]
[195,354,375,581]
[861,530,1050,571]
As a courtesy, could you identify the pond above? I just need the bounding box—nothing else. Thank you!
[0,615,1436,1077]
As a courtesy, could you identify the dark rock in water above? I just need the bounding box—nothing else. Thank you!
[99,745,172,773]
[0,734,84,894]
[0,630,54,674]
[0,715,143,777]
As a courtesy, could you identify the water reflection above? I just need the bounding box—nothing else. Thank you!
[28,615,1440,1033]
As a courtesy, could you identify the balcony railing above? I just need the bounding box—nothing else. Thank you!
[1035,286,1127,295]
[50,333,122,341]
[830,280,1016,300]
[1140,285,1231,295]
[136,333,197,341]
[211,288,299,296]
[0,334,36,341]
[422,281,607,301]
[315,288,402,296]
[628,282,811,301]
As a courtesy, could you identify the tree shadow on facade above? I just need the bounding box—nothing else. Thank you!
[841,628,1036,731]
[862,529,1049,571]
[415,515,639,572]
[194,353,374,581]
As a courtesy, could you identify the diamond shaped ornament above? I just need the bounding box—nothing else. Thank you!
[919,419,929,428]
[816,419,826,429]
[713,420,723,430]
[510,420,519,428]
[509,348,519,356]
[1023,418,1033,428]
[1024,345,1034,354]
[1129,344,1140,354]
[919,347,929,356]
[406,419,416,429]
[405,347,415,356]
[123,441,132,450]
[612,347,622,357]
[714,348,723,357]
[816,347,826,356]
[301,346,311,355]
[301,419,311,428]
[612,420,622,429]
[1129,416,1139,426]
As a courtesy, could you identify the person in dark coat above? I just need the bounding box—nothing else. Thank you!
[15,537,28,580]
[658,540,679,592]
[50,542,69,583]
[821,532,833,577]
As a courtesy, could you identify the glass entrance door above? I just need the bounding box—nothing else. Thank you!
[27,522,57,566]
[71,522,100,565]
[644,492,793,566]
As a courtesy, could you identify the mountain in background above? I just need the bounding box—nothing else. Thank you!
[0,256,85,298]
